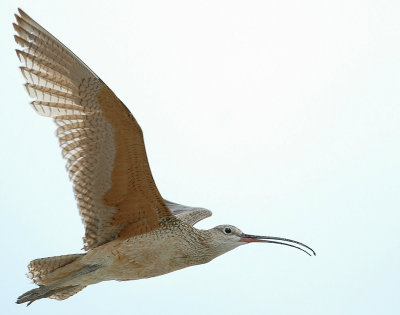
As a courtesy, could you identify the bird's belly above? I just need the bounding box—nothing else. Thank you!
[84,237,194,282]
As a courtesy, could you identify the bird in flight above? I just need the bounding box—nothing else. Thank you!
[13,8,315,305]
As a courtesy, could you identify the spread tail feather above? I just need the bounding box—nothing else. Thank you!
[28,254,85,284]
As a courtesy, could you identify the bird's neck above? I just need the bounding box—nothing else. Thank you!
[187,229,236,265]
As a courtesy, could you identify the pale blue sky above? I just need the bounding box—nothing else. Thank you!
[1,1,400,314]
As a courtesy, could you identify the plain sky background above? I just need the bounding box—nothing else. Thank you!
[1,0,400,314]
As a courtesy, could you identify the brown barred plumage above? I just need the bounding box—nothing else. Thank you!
[14,8,172,251]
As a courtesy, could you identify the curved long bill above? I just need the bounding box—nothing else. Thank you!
[241,234,316,256]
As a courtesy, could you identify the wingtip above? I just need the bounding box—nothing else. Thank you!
[14,14,23,25]
[18,8,27,18]
[13,35,21,47]
[15,49,23,63]
[18,8,36,25]
[15,48,23,59]
[12,22,24,35]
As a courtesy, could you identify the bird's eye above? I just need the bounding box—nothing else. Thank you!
[224,227,232,234]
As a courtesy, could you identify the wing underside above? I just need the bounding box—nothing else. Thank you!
[14,9,173,250]
[164,200,212,226]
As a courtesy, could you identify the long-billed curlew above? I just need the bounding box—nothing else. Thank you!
[13,9,315,305]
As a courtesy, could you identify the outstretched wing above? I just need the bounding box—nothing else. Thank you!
[164,200,212,226]
[13,9,173,250]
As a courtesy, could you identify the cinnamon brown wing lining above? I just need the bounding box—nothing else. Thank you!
[14,9,172,250]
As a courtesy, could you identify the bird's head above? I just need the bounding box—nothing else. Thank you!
[208,224,316,257]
